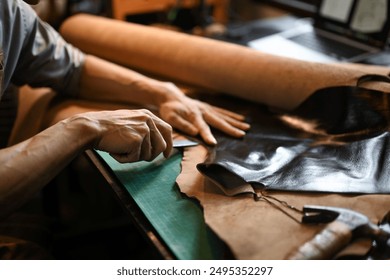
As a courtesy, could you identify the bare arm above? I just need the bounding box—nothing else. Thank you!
[0,109,172,220]
[78,55,250,145]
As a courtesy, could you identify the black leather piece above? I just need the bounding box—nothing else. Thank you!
[197,82,390,194]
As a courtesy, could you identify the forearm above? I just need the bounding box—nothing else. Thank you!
[0,117,97,219]
[78,55,178,107]
[77,55,250,145]
[332,62,390,76]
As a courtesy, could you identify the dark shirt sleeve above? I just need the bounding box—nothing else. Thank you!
[9,0,85,96]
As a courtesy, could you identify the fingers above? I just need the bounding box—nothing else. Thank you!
[160,101,217,145]
[198,102,250,142]
[93,109,172,163]
[192,113,218,145]
[159,103,199,135]
[166,115,199,136]
[149,114,173,158]
[211,106,247,121]
[216,112,251,132]
[140,110,173,160]
[175,104,248,146]
[159,98,250,146]
[203,112,247,139]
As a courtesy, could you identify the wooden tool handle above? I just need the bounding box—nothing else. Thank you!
[286,221,353,260]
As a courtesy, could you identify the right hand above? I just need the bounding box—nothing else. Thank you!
[72,109,173,163]
[157,82,250,145]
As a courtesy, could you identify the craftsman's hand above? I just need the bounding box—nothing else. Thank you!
[71,109,173,163]
[158,83,250,145]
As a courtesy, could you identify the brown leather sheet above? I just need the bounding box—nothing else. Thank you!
[60,14,390,111]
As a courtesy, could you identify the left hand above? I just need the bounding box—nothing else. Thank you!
[158,83,250,145]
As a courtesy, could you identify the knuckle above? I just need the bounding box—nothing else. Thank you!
[138,108,151,114]
[187,110,198,121]
[132,133,145,144]
[136,109,153,120]
[164,113,179,124]
[165,123,173,133]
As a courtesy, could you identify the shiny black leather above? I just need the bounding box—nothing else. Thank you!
[197,78,390,194]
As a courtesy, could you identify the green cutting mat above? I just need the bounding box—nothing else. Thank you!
[96,150,225,259]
